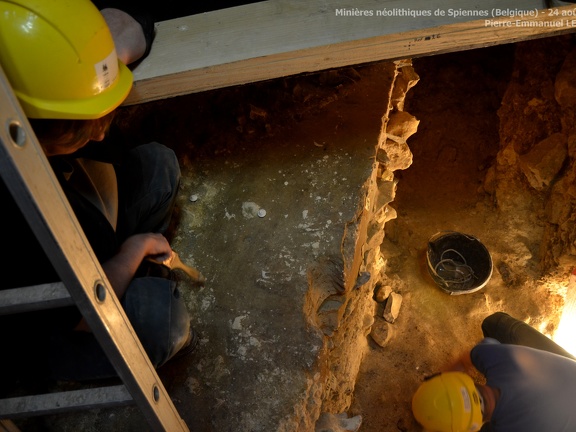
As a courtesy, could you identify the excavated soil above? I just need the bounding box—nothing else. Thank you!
[12,35,575,431]
[350,39,570,431]
[127,37,569,431]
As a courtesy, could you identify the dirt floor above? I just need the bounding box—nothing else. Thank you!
[144,38,570,431]
[9,37,574,431]
[349,42,568,431]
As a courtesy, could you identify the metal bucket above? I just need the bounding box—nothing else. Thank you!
[426,231,493,295]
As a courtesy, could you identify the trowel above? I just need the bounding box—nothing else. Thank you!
[148,250,206,285]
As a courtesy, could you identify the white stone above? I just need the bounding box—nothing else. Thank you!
[383,292,403,323]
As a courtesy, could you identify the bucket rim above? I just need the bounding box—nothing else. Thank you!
[426,231,493,295]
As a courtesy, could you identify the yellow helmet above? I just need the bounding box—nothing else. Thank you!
[0,0,133,119]
[412,372,483,432]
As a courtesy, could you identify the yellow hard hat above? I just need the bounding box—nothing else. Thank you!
[412,372,483,432]
[0,0,133,119]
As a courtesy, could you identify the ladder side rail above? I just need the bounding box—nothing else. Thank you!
[0,419,21,432]
[0,66,189,431]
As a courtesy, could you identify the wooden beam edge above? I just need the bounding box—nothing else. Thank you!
[124,10,576,105]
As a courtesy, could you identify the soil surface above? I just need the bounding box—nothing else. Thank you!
[350,42,568,431]
[144,39,568,431]
[12,37,573,431]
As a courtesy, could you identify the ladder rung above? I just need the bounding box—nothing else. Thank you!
[0,385,133,419]
[0,283,73,315]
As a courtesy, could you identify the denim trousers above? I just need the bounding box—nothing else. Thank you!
[479,312,574,432]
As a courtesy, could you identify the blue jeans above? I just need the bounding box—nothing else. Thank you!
[116,142,181,238]
[49,276,190,380]
[479,312,574,432]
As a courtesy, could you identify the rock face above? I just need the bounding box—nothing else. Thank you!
[484,35,576,273]
[519,132,567,190]
[17,36,576,432]
[308,61,419,420]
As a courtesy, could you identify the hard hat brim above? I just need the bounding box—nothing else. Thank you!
[16,61,133,120]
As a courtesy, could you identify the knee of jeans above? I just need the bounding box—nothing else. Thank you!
[141,142,180,175]
[166,293,191,355]
[123,277,190,365]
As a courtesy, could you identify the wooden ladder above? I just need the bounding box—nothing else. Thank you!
[0,64,189,431]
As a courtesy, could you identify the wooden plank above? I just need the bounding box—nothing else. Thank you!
[125,0,575,104]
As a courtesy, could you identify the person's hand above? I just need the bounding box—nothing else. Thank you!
[75,233,172,333]
[444,351,477,375]
[101,8,147,65]
[103,233,172,297]
[120,233,172,261]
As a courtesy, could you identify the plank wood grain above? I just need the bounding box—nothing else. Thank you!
[126,0,574,104]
